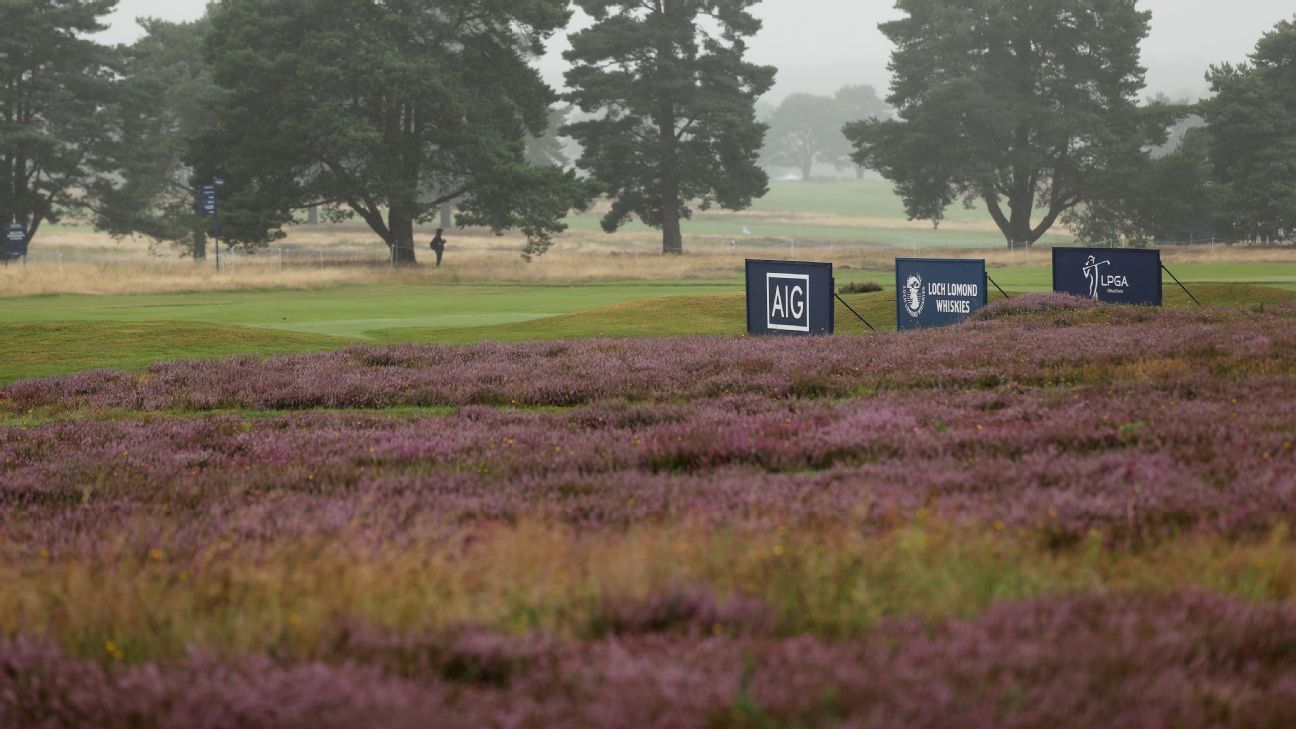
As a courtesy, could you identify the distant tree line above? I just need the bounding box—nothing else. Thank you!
[2,0,1291,260]
[1,0,774,261]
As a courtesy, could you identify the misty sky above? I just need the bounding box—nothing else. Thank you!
[100,0,1294,100]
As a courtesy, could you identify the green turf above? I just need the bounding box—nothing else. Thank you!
[0,321,347,384]
[2,268,1293,385]
[0,282,727,383]
[0,282,736,340]
[378,283,1293,345]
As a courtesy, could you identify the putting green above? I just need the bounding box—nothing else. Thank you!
[0,282,737,340]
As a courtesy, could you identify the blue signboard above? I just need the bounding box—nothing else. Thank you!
[1053,248,1162,306]
[745,259,834,336]
[198,185,218,218]
[3,224,27,258]
[895,258,987,330]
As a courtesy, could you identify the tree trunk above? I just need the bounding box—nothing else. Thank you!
[307,205,319,225]
[440,201,452,229]
[658,119,684,254]
[388,204,417,265]
[662,208,683,255]
[984,194,1032,249]
[659,115,683,254]
[193,225,207,261]
[1008,190,1033,249]
[801,157,813,181]
[654,7,683,257]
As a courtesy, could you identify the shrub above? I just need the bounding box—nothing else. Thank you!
[837,281,883,294]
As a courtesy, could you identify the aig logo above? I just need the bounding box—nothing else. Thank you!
[766,273,810,332]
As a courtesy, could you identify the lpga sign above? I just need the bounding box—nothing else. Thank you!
[745,259,834,335]
[1053,248,1162,306]
[896,258,987,330]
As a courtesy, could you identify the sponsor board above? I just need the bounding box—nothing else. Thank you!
[745,259,834,336]
[895,258,987,330]
[3,224,27,258]
[1053,248,1162,306]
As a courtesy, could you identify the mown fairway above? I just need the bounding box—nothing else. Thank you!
[5,295,1296,726]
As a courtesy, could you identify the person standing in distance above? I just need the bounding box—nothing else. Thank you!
[429,228,446,267]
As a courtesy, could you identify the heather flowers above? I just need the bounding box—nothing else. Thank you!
[3,300,1296,726]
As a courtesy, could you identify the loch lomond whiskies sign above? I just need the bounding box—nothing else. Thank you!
[745,259,835,336]
[1052,248,1163,306]
[895,258,988,330]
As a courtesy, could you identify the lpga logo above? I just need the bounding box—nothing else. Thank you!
[903,273,925,318]
[1082,255,1129,299]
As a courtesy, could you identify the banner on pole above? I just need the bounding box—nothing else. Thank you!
[198,185,218,218]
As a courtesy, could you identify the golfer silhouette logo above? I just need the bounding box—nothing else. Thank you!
[903,273,925,317]
[1082,255,1111,300]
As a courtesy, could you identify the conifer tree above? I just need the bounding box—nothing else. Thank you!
[563,0,775,254]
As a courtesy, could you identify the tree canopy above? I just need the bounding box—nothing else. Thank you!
[764,85,887,180]
[196,0,595,263]
[763,93,840,181]
[1066,18,1296,246]
[563,0,775,254]
[1201,16,1296,241]
[846,0,1169,248]
[0,0,118,246]
[1064,124,1214,245]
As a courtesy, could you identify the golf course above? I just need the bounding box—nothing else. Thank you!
[7,180,1296,726]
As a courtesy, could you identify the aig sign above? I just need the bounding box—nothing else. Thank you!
[1053,248,1162,306]
[745,259,834,336]
[895,258,987,330]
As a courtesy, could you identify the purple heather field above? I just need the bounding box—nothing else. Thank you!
[3,295,1296,727]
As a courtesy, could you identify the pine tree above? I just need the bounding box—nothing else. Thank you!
[93,18,218,259]
[563,0,775,255]
[1202,16,1296,241]
[847,0,1168,248]
[0,0,117,246]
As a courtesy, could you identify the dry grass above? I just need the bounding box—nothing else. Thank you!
[5,223,1295,296]
[0,225,882,295]
[5,520,1295,663]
